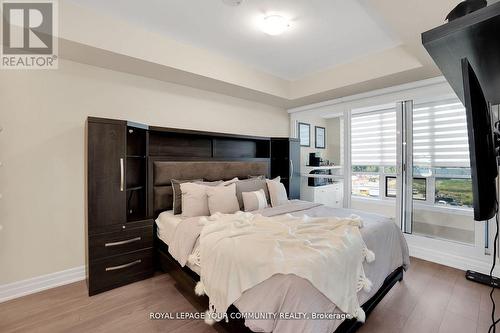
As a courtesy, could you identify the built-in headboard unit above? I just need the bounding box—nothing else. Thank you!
[146,126,271,216]
[150,160,270,215]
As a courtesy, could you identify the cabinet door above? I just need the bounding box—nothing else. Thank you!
[88,121,126,234]
[289,139,301,199]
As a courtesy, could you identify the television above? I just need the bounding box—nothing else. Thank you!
[462,58,498,221]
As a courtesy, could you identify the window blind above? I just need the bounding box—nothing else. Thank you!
[412,99,470,168]
[351,109,396,166]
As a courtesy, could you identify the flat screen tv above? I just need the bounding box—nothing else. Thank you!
[462,58,498,221]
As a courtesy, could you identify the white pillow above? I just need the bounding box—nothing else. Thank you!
[242,189,268,212]
[180,182,211,217]
[266,177,289,207]
[206,183,240,215]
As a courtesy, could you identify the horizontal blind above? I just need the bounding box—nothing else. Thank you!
[351,109,396,166]
[412,99,470,168]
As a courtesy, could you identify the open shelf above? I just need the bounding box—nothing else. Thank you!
[126,125,148,223]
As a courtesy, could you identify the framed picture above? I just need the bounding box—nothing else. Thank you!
[315,126,326,149]
[298,122,310,147]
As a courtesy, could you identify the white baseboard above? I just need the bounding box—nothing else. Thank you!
[408,244,500,276]
[0,243,495,304]
[0,266,85,303]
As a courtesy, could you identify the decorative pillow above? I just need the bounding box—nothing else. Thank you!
[222,177,239,185]
[235,178,270,210]
[180,182,211,217]
[194,180,224,186]
[206,183,240,215]
[266,177,289,207]
[171,179,202,215]
[248,175,265,179]
[242,189,268,212]
[195,177,238,186]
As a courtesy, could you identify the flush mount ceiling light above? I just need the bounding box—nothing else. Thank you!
[259,15,291,36]
[222,0,243,6]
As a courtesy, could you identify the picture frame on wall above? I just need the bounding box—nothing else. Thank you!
[298,122,310,147]
[315,126,326,149]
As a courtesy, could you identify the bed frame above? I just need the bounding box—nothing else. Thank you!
[146,127,404,333]
[154,229,403,333]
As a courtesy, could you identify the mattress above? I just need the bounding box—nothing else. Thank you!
[155,210,201,274]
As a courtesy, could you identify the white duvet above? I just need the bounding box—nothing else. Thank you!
[194,212,375,323]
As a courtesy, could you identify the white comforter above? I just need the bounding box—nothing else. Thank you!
[195,212,375,323]
[158,201,410,333]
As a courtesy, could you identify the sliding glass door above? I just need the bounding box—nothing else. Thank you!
[349,98,475,245]
[408,98,475,244]
[350,105,400,225]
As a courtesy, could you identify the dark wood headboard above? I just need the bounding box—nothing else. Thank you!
[146,127,271,216]
[149,159,270,215]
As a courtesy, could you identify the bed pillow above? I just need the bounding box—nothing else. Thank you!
[248,175,265,179]
[195,177,239,186]
[206,183,240,215]
[242,189,268,212]
[180,182,211,217]
[171,179,203,215]
[266,177,289,207]
[195,180,223,186]
[235,178,270,210]
[222,177,239,185]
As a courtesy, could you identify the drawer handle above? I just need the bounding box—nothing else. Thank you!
[105,259,141,272]
[105,237,141,247]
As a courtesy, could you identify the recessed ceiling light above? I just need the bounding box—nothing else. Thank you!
[259,15,291,36]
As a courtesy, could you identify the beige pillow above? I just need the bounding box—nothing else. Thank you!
[242,189,268,212]
[171,179,203,215]
[235,178,270,209]
[206,183,240,215]
[180,182,211,217]
[266,177,289,207]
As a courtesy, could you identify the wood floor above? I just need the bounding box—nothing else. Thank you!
[0,257,495,333]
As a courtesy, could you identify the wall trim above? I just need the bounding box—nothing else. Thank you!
[0,246,495,303]
[0,266,85,303]
[407,242,499,276]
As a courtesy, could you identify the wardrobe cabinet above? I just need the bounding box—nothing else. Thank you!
[270,138,301,199]
[86,117,153,296]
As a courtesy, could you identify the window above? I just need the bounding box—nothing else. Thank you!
[351,109,396,198]
[386,177,397,197]
[412,178,427,200]
[385,176,426,200]
[352,173,380,197]
[412,100,470,168]
[413,99,473,209]
[435,178,473,207]
[351,110,396,166]
[350,99,473,209]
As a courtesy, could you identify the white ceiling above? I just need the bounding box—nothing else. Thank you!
[68,0,400,80]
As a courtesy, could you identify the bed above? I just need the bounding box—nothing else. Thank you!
[149,158,409,333]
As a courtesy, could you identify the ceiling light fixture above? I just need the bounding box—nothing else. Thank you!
[259,15,290,36]
[222,0,243,6]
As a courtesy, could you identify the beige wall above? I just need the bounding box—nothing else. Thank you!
[290,112,344,168]
[0,60,288,285]
[289,113,328,168]
[325,117,343,166]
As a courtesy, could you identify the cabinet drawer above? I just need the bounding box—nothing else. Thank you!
[89,248,153,295]
[89,226,153,260]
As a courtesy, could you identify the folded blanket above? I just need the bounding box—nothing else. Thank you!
[195,212,375,324]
